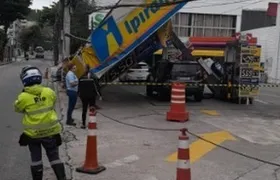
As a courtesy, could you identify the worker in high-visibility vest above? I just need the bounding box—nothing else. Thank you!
[14,65,66,180]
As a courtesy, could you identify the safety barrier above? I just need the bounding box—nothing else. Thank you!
[177,128,191,180]
[99,81,280,87]
[76,107,106,174]
[167,83,189,122]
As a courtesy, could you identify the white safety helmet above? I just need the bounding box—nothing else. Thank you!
[20,65,42,86]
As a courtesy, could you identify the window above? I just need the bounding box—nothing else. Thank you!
[204,28,213,36]
[179,27,190,37]
[192,28,204,36]
[212,29,220,36]
[220,29,232,36]
[193,14,203,26]
[173,26,179,36]
[174,13,236,37]
[204,15,213,27]
[171,63,200,77]
[172,14,180,25]
[180,13,189,26]
[220,16,231,27]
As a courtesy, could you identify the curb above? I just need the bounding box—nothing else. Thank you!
[0,61,13,66]
[49,75,73,179]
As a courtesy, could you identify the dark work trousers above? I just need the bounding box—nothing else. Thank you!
[28,136,62,178]
[80,96,96,126]
[66,90,78,123]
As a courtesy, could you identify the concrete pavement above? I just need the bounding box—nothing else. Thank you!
[255,87,280,105]
[57,83,280,180]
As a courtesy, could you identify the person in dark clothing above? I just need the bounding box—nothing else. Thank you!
[78,64,102,129]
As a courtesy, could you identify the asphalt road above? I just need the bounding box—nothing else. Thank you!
[0,59,51,180]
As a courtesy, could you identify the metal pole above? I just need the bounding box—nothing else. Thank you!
[275,3,280,83]
[59,0,65,62]
[63,1,71,57]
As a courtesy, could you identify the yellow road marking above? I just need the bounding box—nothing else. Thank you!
[201,110,220,116]
[165,131,236,163]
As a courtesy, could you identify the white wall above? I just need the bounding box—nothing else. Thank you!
[95,0,118,6]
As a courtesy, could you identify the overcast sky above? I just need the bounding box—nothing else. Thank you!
[30,0,58,9]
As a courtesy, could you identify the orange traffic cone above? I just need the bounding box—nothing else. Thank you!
[176,128,191,180]
[166,83,189,122]
[76,107,106,174]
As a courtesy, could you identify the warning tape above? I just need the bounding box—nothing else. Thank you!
[99,82,280,88]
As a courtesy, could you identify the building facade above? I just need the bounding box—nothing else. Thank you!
[172,13,237,37]
[6,19,22,47]
[171,0,270,39]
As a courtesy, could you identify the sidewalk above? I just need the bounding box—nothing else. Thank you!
[54,81,280,180]
[55,83,191,180]
[0,56,25,66]
[0,60,13,66]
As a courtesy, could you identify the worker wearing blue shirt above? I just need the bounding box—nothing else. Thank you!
[65,64,78,126]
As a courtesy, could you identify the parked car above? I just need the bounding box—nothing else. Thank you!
[146,60,204,101]
[119,62,149,82]
[34,46,45,58]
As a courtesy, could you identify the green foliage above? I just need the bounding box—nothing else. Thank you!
[25,0,96,54]
[26,9,43,24]
[0,0,32,30]
[39,2,59,27]
[0,0,31,61]
[19,24,43,51]
[0,30,7,49]
[0,29,7,61]
[70,0,96,54]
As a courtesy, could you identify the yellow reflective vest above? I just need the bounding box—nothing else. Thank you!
[14,85,62,138]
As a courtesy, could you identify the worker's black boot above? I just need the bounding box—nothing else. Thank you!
[52,163,66,180]
[31,165,43,180]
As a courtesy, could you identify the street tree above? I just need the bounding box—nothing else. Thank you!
[70,0,96,54]
[39,2,59,27]
[19,24,43,53]
[0,30,7,61]
[0,0,32,32]
[0,0,32,61]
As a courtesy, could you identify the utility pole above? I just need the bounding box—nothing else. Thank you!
[59,0,65,62]
[53,0,65,66]
[63,0,71,58]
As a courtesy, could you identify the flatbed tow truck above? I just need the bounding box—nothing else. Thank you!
[192,34,261,104]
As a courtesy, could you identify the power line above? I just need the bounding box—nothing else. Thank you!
[93,0,260,12]
[98,112,280,168]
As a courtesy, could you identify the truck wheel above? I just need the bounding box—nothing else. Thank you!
[146,85,153,97]
[194,93,203,102]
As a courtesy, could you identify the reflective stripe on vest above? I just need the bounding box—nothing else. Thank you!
[24,106,59,130]
[26,106,54,116]
[23,119,59,130]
